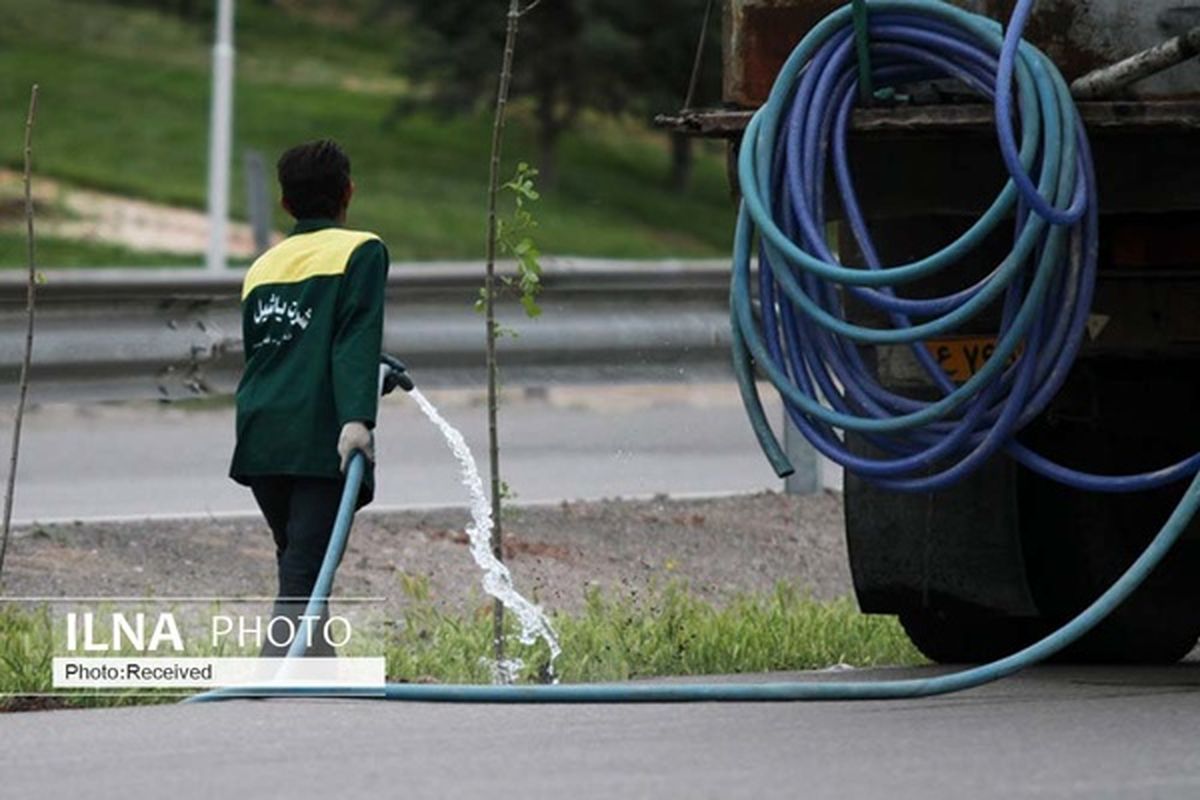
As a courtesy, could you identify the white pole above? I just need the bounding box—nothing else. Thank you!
[205,0,235,271]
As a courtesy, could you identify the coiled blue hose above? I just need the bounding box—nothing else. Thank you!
[188,0,1200,704]
[730,0,1200,492]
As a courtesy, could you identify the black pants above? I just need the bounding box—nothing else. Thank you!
[249,475,345,657]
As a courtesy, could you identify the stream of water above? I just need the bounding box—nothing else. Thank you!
[408,388,562,683]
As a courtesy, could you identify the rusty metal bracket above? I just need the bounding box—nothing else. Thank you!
[655,99,1200,139]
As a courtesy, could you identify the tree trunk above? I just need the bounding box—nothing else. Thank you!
[537,129,560,190]
[669,132,694,193]
[535,89,562,190]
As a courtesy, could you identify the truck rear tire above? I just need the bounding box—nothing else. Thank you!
[1017,358,1200,664]
[898,600,1200,665]
[898,610,1049,664]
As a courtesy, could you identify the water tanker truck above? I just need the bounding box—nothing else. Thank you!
[662,0,1200,663]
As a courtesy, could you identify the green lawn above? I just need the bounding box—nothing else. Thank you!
[0,0,735,266]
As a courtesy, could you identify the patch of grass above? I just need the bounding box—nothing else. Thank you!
[0,605,177,710]
[0,603,255,710]
[0,584,923,710]
[0,605,55,696]
[0,0,734,266]
[388,580,925,684]
[0,232,199,268]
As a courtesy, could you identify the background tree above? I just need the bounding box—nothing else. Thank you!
[106,0,202,19]
[393,0,719,191]
[601,0,722,191]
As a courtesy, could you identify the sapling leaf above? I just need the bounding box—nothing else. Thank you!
[520,295,542,318]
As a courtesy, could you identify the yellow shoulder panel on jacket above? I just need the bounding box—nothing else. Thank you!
[241,228,381,300]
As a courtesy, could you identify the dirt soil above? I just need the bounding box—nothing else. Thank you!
[3,492,851,617]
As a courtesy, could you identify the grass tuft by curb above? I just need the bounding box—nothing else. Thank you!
[1,581,924,710]
[389,579,924,684]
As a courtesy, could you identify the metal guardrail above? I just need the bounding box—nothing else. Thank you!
[0,259,736,402]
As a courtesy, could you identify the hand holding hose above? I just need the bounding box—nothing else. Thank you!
[337,421,374,473]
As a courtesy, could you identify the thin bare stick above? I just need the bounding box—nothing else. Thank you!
[0,84,40,583]
[484,0,522,670]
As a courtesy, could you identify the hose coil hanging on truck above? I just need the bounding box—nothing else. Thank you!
[730,0,1200,494]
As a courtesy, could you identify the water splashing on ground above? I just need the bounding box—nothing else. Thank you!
[409,388,561,682]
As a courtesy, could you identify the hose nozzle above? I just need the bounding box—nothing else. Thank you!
[380,354,415,395]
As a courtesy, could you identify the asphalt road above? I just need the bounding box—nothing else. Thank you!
[2,383,831,525]
[4,665,1200,799]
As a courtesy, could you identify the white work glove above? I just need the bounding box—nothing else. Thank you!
[337,421,374,473]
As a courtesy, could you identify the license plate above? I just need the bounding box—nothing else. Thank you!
[923,336,1018,383]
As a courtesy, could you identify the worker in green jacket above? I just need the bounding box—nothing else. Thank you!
[229,139,388,657]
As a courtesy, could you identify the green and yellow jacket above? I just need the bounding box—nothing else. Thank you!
[229,218,389,506]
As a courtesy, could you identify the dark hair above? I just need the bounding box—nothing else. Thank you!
[276,139,351,220]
